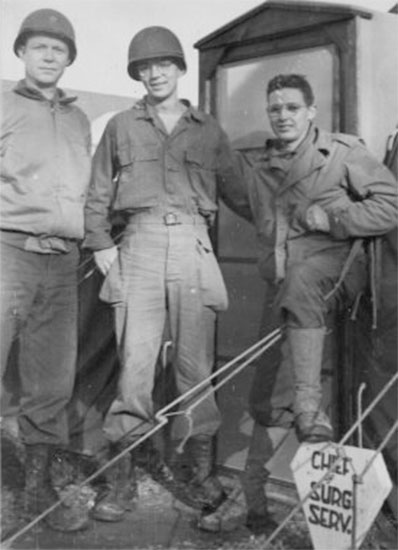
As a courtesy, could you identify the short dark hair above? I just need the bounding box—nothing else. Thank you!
[267,74,315,106]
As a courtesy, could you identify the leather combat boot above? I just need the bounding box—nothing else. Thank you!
[187,435,226,514]
[91,442,137,522]
[288,327,334,443]
[241,423,278,536]
[24,444,88,532]
[168,440,195,484]
[137,438,175,485]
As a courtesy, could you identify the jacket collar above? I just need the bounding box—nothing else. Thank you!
[265,126,334,156]
[132,97,206,124]
[313,128,336,156]
[268,126,335,193]
[13,79,77,105]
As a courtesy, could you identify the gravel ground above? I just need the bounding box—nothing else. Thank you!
[1,427,396,550]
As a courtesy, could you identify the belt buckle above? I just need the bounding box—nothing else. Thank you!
[164,213,179,225]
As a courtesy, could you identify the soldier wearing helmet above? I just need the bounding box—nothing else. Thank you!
[127,26,186,80]
[84,26,241,522]
[13,8,77,65]
[1,9,91,532]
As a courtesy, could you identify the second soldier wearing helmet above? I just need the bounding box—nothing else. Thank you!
[127,26,187,80]
[84,27,241,522]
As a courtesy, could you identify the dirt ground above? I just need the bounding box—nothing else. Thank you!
[1,427,396,550]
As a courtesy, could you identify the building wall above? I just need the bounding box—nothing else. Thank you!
[357,13,398,159]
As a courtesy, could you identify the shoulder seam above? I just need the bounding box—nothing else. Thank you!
[332,132,364,147]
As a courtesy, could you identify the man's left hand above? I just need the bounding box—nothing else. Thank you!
[305,204,330,232]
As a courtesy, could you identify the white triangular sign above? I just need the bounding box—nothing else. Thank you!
[291,442,392,550]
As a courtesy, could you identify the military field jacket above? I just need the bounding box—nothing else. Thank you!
[0,80,91,244]
[219,127,398,282]
[84,98,239,251]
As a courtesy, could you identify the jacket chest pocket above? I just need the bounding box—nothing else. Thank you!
[185,147,218,204]
[118,144,160,170]
[185,147,216,172]
[115,144,161,207]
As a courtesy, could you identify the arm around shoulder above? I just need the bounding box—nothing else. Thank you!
[216,137,254,223]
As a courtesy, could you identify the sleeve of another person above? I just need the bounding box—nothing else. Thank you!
[84,119,118,251]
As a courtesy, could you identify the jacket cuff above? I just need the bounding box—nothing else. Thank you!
[328,209,350,239]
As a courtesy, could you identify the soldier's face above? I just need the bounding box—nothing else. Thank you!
[18,35,70,88]
[137,58,184,102]
[267,88,316,148]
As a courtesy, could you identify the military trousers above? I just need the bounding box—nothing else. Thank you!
[101,214,227,443]
[0,238,78,445]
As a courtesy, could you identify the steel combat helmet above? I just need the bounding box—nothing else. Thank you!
[13,9,77,64]
[127,26,186,80]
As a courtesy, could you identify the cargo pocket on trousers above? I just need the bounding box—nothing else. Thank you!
[197,238,229,312]
[99,256,124,305]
